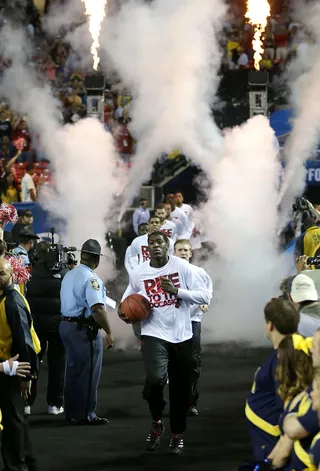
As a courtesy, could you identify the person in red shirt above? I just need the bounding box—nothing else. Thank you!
[12,119,32,163]
[115,118,135,163]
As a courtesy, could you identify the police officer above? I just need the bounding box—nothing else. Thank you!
[13,225,39,267]
[26,241,67,416]
[60,239,114,425]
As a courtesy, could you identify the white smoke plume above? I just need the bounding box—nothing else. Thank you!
[278,0,320,228]
[0,25,127,275]
[200,116,289,345]
[100,0,226,213]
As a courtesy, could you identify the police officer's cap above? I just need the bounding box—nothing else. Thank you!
[81,239,101,256]
[20,226,40,240]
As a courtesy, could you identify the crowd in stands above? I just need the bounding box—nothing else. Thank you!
[222,2,308,71]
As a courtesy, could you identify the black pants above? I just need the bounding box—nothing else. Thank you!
[0,375,37,471]
[28,330,65,408]
[190,321,202,407]
[141,335,192,434]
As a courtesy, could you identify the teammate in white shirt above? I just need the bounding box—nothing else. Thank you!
[124,222,149,276]
[118,231,212,455]
[174,239,212,417]
[155,204,178,242]
[164,202,191,239]
[129,216,174,270]
[174,192,193,219]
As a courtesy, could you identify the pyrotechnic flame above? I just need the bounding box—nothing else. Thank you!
[81,0,107,70]
[245,0,271,70]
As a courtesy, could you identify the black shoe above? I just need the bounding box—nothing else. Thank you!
[169,434,184,455]
[146,421,165,451]
[188,405,199,416]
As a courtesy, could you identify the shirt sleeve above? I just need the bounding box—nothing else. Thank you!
[129,239,140,268]
[177,263,213,305]
[124,246,133,275]
[85,278,105,308]
[121,271,140,301]
[199,268,213,302]
[298,394,319,435]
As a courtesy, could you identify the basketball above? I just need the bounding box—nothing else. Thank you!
[120,294,151,323]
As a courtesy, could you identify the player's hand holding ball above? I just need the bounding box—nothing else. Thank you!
[160,277,178,295]
[118,295,151,324]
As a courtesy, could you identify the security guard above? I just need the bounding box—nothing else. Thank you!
[60,239,114,425]
[0,259,40,471]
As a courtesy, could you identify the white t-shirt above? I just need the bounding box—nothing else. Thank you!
[161,220,178,242]
[130,233,174,269]
[122,256,212,343]
[171,207,192,239]
[190,265,213,322]
[21,173,36,202]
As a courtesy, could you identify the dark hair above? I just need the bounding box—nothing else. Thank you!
[303,217,316,231]
[26,163,34,172]
[36,241,50,260]
[155,203,166,211]
[0,239,7,257]
[19,235,32,244]
[149,215,160,222]
[138,222,149,230]
[148,231,169,244]
[80,251,100,265]
[276,335,313,401]
[264,298,299,335]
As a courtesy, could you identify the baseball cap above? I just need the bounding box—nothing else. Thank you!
[290,274,319,303]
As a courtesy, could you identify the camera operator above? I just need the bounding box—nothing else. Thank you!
[26,241,67,416]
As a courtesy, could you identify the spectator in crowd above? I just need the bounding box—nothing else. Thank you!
[0,109,12,141]
[1,171,21,203]
[11,209,34,245]
[295,217,320,261]
[0,259,40,471]
[288,274,320,337]
[246,298,299,461]
[132,198,150,236]
[21,163,37,202]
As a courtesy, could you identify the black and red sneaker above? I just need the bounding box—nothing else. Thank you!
[169,434,184,455]
[146,420,165,451]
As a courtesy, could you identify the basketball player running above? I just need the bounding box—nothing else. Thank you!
[118,232,212,454]
[155,204,178,242]
[174,239,212,416]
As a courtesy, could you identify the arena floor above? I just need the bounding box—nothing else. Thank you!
[0,345,269,471]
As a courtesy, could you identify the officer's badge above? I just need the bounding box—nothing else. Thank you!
[91,279,100,291]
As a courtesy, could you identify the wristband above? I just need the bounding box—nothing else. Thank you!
[2,360,19,376]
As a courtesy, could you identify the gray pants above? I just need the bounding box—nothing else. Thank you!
[59,321,103,421]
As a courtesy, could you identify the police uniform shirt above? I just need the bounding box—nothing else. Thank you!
[13,245,30,267]
[246,350,283,438]
[129,234,174,269]
[60,264,106,319]
[121,256,212,343]
[291,386,320,471]
[190,265,212,323]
